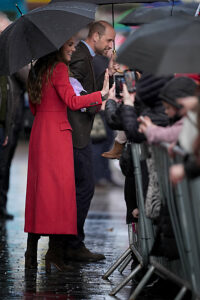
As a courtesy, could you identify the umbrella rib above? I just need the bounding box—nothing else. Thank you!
[23,17,59,59]
[28,4,97,16]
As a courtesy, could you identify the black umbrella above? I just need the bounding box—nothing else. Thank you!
[51,0,169,3]
[117,16,200,75]
[120,3,199,26]
[0,1,97,75]
[50,0,169,29]
[50,0,169,51]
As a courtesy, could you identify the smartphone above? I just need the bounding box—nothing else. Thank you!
[114,75,125,99]
[124,70,136,93]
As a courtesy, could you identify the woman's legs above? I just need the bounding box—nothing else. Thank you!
[45,234,73,273]
[25,233,40,269]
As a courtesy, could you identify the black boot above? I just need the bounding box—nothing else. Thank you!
[45,235,73,273]
[25,233,40,269]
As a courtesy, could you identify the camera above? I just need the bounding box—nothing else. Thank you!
[114,75,125,99]
[114,70,136,98]
[124,70,136,93]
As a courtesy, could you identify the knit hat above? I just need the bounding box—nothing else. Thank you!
[136,73,173,107]
[159,77,197,109]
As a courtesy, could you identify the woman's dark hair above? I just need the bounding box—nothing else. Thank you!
[193,87,200,161]
[27,49,66,104]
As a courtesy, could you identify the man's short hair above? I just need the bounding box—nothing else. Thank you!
[88,21,113,38]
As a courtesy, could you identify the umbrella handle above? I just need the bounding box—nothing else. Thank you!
[112,4,116,51]
[15,4,23,16]
[195,3,200,17]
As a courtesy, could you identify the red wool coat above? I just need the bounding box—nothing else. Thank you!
[24,63,102,234]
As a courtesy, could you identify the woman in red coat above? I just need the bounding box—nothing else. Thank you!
[24,37,109,271]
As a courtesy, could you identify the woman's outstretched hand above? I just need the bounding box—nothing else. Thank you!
[101,68,109,100]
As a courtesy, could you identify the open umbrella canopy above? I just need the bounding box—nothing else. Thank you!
[0,1,97,75]
[120,3,199,25]
[117,16,200,75]
[51,0,169,4]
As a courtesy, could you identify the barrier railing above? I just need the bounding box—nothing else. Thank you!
[151,143,200,298]
[103,142,200,300]
[130,142,200,300]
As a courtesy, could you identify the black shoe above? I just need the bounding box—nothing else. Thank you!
[65,246,105,262]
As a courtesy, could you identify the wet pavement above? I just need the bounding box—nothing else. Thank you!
[0,141,181,300]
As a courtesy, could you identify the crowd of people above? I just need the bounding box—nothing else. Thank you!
[0,8,200,281]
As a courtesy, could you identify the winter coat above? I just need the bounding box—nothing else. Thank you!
[145,152,161,220]
[68,42,100,149]
[145,118,183,144]
[120,101,169,143]
[24,63,102,234]
[184,155,200,179]
[150,205,179,260]
[0,66,28,141]
[104,99,124,130]
[178,111,198,154]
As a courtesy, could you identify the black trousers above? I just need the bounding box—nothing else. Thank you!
[0,127,20,211]
[124,160,149,224]
[67,143,95,248]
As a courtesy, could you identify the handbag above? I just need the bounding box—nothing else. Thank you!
[90,113,107,143]
[119,141,134,177]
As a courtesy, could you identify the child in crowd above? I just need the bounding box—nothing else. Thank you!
[170,95,200,184]
[138,77,197,144]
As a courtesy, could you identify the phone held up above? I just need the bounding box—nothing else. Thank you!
[114,70,136,99]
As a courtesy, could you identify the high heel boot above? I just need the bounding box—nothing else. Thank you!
[45,235,73,273]
[25,233,40,269]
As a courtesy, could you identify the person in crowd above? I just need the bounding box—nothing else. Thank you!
[120,78,180,261]
[0,75,13,218]
[137,77,197,221]
[104,74,171,222]
[24,36,109,271]
[0,13,29,220]
[103,84,126,159]
[120,73,171,142]
[102,71,142,160]
[170,95,200,184]
[66,21,116,262]
[138,77,197,144]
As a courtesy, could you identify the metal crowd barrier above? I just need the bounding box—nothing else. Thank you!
[102,142,200,300]
[151,143,200,300]
[102,143,155,297]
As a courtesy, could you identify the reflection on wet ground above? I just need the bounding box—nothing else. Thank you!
[0,141,182,300]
